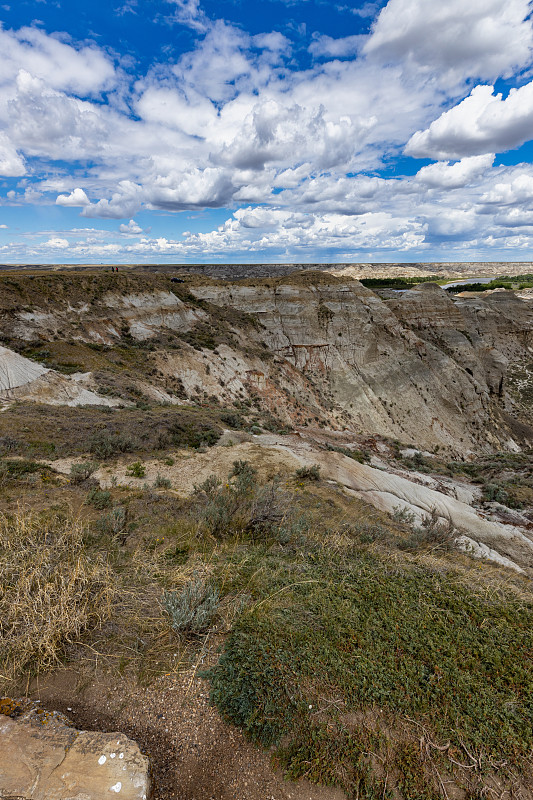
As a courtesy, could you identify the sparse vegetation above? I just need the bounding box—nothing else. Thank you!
[294,464,321,480]
[69,460,99,484]
[86,487,112,509]
[89,430,136,459]
[95,506,127,535]
[398,507,456,551]
[154,473,172,489]
[0,404,230,459]
[326,443,370,463]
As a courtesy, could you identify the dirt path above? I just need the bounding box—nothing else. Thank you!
[29,665,345,800]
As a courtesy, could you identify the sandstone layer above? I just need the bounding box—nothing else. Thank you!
[0,703,150,800]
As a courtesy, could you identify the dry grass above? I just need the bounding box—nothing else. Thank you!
[0,508,115,688]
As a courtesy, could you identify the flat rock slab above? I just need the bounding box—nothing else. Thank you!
[0,704,150,800]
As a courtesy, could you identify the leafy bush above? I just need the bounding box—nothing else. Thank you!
[88,431,136,459]
[220,412,244,429]
[247,479,292,538]
[69,460,99,484]
[193,461,305,543]
[398,507,456,551]
[193,474,222,496]
[482,483,511,506]
[0,436,18,454]
[86,488,112,509]
[96,506,126,535]
[169,420,221,449]
[295,464,321,481]
[0,459,50,479]
[127,461,146,478]
[163,575,219,634]
[326,444,370,463]
[391,505,417,525]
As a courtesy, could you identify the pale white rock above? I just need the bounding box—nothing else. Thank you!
[0,344,48,391]
[0,345,121,407]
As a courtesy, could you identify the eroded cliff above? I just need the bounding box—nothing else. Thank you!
[1,270,532,455]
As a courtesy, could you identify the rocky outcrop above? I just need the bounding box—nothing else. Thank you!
[0,701,150,800]
[10,291,202,345]
[0,346,120,407]
[191,276,532,453]
[386,283,533,383]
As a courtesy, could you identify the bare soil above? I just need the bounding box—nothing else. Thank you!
[28,657,346,800]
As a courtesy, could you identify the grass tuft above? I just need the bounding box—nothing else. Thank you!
[0,509,114,687]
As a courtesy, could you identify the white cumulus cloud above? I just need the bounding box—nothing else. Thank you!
[407,83,533,160]
[0,25,117,95]
[119,219,143,234]
[364,0,533,83]
[415,154,495,188]
[56,187,90,206]
[0,131,25,176]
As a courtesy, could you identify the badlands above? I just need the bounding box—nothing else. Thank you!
[1,266,533,800]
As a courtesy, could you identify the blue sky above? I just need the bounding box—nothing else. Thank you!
[2,0,533,263]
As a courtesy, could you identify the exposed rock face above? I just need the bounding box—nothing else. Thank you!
[1,271,532,454]
[191,276,533,453]
[0,346,120,407]
[0,704,150,800]
[386,283,533,392]
[10,291,201,345]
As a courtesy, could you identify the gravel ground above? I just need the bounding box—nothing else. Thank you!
[28,662,345,800]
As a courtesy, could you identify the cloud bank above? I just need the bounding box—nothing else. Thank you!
[1,0,533,261]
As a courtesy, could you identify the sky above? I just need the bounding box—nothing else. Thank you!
[2,1,533,263]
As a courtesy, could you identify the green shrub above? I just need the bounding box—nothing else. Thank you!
[163,575,219,634]
[127,461,146,478]
[154,473,171,489]
[482,483,510,506]
[168,420,221,449]
[86,488,112,509]
[88,431,136,459]
[326,444,369,463]
[96,506,126,535]
[193,462,305,543]
[295,464,321,481]
[69,460,99,485]
[398,508,456,551]
[220,412,244,429]
[193,474,222,496]
[0,459,50,478]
